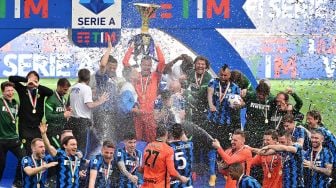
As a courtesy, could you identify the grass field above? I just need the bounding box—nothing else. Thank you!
[0,78,335,134]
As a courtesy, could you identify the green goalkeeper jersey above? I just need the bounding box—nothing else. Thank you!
[0,98,19,139]
[45,91,67,128]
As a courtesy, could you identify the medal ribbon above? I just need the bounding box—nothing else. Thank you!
[219,81,230,104]
[262,100,269,124]
[104,162,111,182]
[194,72,204,88]
[31,155,43,184]
[130,152,138,174]
[140,76,150,96]
[263,155,275,176]
[1,97,17,123]
[310,148,322,176]
[55,90,66,110]
[27,89,38,111]
[68,156,78,183]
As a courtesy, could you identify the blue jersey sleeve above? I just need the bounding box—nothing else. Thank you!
[208,78,217,88]
[22,156,32,169]
[89,156,101,171]
[115,149,125,163]
[325,149,334,164]
[44,154,55,163]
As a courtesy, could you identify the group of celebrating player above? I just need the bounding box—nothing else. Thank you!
[0,37,336,188]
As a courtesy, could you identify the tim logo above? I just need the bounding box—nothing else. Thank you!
[79,0,115,14]
[0,0,48,19]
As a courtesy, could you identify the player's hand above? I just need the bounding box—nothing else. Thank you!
[216,160,227,170]
[258,146,270,155]
[46,162,58,168]
[240,89,247,98]
[212,139,221,149]
[107,35,112,49]
[39,122,48,135]
[76,151,83,159]
[179,176,189,183]
[63,110,72,119]
[79,170,87,178]
[28,78,39,87]
[286,87,294,94]
[209,104,217,112]
[99,92,109,104]
[129,41,135,48]
[128,175,138,185]
[132,107,141,115]
[303,160,313,169]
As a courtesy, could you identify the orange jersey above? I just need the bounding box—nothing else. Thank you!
[134,72,161,113]
[123,46,165,113]
[142,141,179,188]
[250,154,282,188]
[217,146,252,188]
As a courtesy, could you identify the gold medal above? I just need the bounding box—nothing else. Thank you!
[32,109,36,114]
[22,139,26,144]
[36,183,40,188]
[72,177,74,183]
[279,170,282,175]
[267,172,271,178]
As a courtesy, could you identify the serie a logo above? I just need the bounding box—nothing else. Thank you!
[0,0,48,19]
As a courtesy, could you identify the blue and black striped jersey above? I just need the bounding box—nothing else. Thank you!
[55,149,81,188]
[88,154,118,188]
[292,125,311,151]
[316,127,336,165]
[207,79,240,125]
[169,140,193,188]
[115,148,142,188]
[22,155,53,188]
[281,143,304,188]
[304,147,333,188]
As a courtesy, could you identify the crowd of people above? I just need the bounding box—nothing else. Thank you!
[0,37,336,188]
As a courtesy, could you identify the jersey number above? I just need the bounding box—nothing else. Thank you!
[175,152,186,170]
[144,149,160,168]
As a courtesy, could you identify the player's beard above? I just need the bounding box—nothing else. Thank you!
[312,142,321,149]
[37,152,45,159]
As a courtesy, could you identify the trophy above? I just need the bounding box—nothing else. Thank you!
[128,3,161,66]
[134,3,160,34]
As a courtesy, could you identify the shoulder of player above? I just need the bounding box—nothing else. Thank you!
[321,147,333,157]
[116,148,125,153]
[22,156,32,164]
[45,92,57,101]
[22,156,32,161]
[204,71,212,80]
[135,149,142,155]
[90,154,103,161]
[55,148,67,157]
[241,147,253,157]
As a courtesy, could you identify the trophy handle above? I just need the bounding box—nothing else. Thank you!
[134,3,160,34]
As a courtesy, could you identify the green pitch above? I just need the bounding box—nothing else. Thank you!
[0,78,335,134]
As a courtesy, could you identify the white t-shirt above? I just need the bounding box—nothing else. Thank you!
[69,82,93,119]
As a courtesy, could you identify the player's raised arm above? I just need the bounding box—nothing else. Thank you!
[39,122,57,157]
[99,35,113,74]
